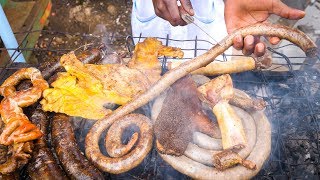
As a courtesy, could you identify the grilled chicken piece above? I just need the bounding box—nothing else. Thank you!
[128,38,183,84]
[41,38,184,120]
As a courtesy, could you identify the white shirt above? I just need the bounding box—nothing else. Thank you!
[131,0,232,61]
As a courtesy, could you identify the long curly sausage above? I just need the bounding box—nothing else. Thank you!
[85,23,316,174]
[86,114,153,174]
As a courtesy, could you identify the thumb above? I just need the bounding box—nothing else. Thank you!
[180,0,194,16]
[272,1,305,20]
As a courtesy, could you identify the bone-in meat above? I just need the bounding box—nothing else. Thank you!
[155,76,220,156]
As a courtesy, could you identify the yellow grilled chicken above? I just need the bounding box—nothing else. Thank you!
[41,38,184,119]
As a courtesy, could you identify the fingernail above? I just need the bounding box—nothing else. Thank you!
[258,44,264,53]
[298,10,305,15]
[270,37,280,45]
[189,9,194,15]
[237,35,242,43]
[245,36,254,45]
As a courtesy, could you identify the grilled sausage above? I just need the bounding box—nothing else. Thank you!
[27,105,67,180]
[85,23,316,177]
[40,48,102,80]
[52,113,104,180]
[91,113,153,174]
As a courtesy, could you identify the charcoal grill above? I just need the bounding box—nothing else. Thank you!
[0,29,319,179]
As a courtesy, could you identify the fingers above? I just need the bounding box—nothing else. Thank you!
[272,0,305,20]
[166,1,185,26]
[254,42,266,57]
[233,35,244,50]
[153,0,192,26]
[242,35,255,56]
[153,0,173,24]
[268,36,280,45]
[233,35,266,57]
[178,6,188,26]
[180,0,194,15]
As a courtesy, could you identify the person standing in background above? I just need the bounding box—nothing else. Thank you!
[131,0,305,59]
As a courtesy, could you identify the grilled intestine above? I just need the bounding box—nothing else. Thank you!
[85,23,316,177]
[0,68,48,174]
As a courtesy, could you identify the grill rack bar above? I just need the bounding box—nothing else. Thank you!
[0,29,319,179]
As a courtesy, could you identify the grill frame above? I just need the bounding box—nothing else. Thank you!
[0,29,319,179]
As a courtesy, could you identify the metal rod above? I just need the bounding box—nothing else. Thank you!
[0,4,26,62]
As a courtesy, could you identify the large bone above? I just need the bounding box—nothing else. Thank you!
[85,23,317,173]
[198,74,247,149]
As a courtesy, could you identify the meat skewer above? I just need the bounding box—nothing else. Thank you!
[27,105,67,180]
[52,113,104,179]
[85,23,316,173]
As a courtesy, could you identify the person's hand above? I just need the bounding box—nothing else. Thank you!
[152,0,194,26]
[224,0,305,57]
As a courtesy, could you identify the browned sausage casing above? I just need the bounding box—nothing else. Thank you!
[85,23,316,176]
[52,113,104,180]
[40,48,102,80]
[27,106,67,180]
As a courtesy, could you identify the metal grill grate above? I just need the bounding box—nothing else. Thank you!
[0,30,320,179]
